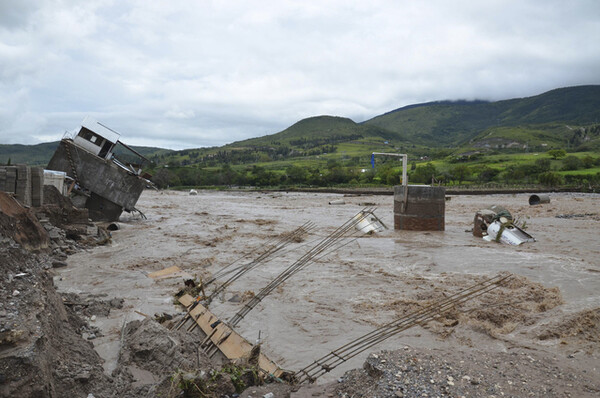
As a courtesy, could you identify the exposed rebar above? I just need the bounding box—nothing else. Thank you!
[227,209,381,328]
[293,273,513,384]
[207,222,315,301]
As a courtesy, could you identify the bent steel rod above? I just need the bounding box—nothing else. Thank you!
[206,222,315,286]
[208,222,315,300]
[172,223,315,331]
[200,209,383,355]
[228,208,378,327]
[296,275,509,380]
[295,277,508,383]
[294,273,513,384]
[322,276,508,368]
[295,274,512,383]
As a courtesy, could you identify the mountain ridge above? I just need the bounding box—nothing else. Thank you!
[1,85,598,166]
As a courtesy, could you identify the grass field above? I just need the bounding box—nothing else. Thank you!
[557,167,600,176]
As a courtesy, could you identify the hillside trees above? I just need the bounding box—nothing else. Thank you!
[248,166,280,187]
[286,165,308,184]
[561,155,583,171]
[582,155,595,169]
[450,164,472,184]
[548,149,566,159]
[476,166,500,183]
[538,171,565,187]
[410,163,437,184]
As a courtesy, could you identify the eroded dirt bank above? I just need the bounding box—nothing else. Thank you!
[0,190,113,397]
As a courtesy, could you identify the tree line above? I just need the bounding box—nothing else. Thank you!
[149,152,600,191]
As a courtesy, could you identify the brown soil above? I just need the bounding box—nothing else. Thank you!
[0,191,49,250]
[537,307,600,349]
[0,244,112,397]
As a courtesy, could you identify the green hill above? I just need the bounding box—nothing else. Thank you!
[2,86,599,169]
[154,115,415,168]
[463,123,600,153]
[223,115,407,156]
[233,115,400,148]
[0,142,61,166]
[0,141,171,166]
[364,85,600,147]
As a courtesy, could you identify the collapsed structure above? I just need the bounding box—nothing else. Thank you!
[47,116,153,221]
[473,205,535,245]
[174,209,391,382]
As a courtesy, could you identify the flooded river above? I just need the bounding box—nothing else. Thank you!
[55,189,600,381]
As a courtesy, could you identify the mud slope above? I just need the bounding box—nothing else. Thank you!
[0,244,113,397]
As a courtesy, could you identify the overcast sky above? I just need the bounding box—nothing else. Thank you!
[1,0,599,149]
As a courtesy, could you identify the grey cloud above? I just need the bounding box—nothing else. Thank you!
[0,0,38,29]
[1,0,599,149]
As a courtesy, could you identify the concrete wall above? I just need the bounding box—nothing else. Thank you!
[31,167,44,207]
[16,164,32,206]
[0,168,6,192]
[43,171,67,195]
[1,166,17,194]
[394,185,445,231]
[47,140,146,220]
[0,165,44,207]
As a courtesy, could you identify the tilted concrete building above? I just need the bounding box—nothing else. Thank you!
[47,117,152,221]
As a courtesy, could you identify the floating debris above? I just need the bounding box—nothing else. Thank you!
[484,221,535,245]
[529,194,550,205]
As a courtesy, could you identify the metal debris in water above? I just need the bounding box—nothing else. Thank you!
[293,273,514,385]
[171,222,314,332]
[226,208,383,329]
[205,221,316,302]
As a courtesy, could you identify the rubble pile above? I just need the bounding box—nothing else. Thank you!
[36,185,111,255]
[61,293,125,341]
[110,318,228,397]
[335,347,600,398]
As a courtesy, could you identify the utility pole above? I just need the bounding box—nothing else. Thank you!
[371,152,408,186]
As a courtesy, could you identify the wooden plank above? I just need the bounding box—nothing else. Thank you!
[178,294,287,378]
[148,265,189,279]
[179,294,195,307]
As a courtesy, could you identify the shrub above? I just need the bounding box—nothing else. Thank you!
[547,149,566,159]
[410,163,437,184]
[561,155,582,171]
[538,171,564,187]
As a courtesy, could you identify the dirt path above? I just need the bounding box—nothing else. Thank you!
[54,190,600,392]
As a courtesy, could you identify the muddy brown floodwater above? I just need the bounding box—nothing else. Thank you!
[54,189,600,386]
